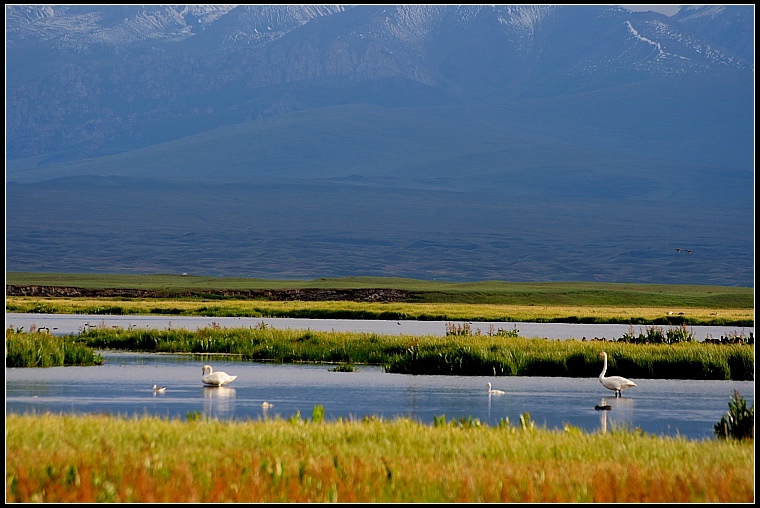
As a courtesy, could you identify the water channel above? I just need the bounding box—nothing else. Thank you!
[6,314,754,440]
[5,313,753,341]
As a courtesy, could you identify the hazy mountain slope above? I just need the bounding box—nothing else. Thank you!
[6,4,752,162]
[4,5,754,286]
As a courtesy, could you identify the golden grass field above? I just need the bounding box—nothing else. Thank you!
[5,296,754,326]
[5,413,755,503]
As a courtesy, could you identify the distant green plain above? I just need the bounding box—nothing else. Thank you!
[5,272,754,326]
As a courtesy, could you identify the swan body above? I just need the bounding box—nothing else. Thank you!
[598,352,636,397]
[152,384,167,393]
[202,364,237,386]
[487,382,506,395]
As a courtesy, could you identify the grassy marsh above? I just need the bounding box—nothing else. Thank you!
[9,326,751,380]
[5,329,104,367]
[5,412,754,503]
[6,274,754,502]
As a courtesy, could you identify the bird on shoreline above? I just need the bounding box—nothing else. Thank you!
[487,382,506,395]
[201,365,237,386]
[598,352,636,397]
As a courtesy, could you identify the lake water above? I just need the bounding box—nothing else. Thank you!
[5,313,753,342]
[6,351,754,441]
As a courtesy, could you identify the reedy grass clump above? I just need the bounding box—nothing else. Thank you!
[386,335,753,380]
[5,328,104,367]
[60,327,755,380]
[5,412,754,503]
[7,325,754,379]
[79,325,406,366]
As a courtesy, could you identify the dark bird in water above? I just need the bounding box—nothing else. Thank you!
[675,248,681,252]
[595,405,612,411]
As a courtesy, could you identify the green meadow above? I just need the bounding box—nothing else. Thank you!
[5,272,755,326]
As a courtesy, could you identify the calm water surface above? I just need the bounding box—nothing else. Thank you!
[5,313,753,342]
[6,351,753,441]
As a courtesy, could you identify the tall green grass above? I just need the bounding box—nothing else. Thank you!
[69,326,754,380]
[6,413,754,502]
[386,335,754,380]
[5,328,104,367]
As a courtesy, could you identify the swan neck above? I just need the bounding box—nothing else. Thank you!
[599,355,607,379]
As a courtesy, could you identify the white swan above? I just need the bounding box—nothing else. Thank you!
[598,352,636,397]
[487,382,506,395]
[201,364,237,386]
[152,384,167,393]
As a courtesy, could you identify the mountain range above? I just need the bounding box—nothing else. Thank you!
[5,5,755,286]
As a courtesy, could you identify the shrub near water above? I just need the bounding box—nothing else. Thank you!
[5,413,754,503]
[714,390,755,440]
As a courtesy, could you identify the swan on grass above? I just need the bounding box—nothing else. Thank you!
[487,382,505,395]
[598,352,636,397]
[201,365,237,387]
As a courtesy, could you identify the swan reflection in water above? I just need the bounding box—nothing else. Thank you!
[597,397,636,434]
[598,398,609,434]
[202,386,236,418]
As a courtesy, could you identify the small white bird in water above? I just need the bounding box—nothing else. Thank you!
[487,382,505,395]
[152,384,167,393]
[261,401,273,408]
[202,364,237,386]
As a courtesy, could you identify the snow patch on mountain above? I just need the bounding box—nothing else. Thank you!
[496,4,553,33]
[6,5,238,45]
[385,4,446,43]
[677,5,727,21]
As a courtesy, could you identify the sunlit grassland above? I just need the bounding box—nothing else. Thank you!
[6,272,754,307]
[5,413,753,503]
[5,296,754,326]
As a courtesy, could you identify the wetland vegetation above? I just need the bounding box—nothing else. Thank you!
[6,325,754,381]
[5,273,754,502]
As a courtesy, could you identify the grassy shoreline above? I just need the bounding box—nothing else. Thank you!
[7,327,754,380]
